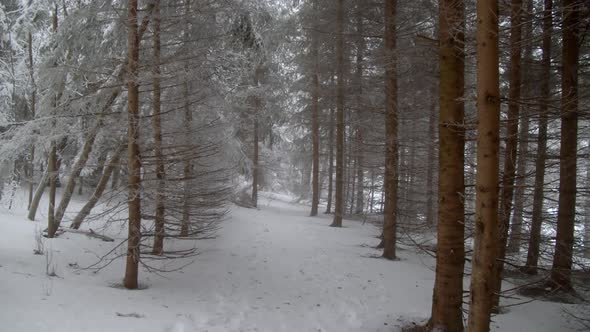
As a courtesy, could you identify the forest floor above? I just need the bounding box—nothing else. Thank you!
[0,189,586,331]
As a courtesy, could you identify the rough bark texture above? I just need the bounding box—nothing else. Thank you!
[585,166,590,258]
[524,0,552,275]
[382,0,398,259]
[181,79,192,237]
[124,0,141,290]
[468,0,500,329]
[492,0,523,310]
[430,0,465,330]
[330,0,345,228]
[47,144,58,238]
[71,145,125,230]
[549,0,579,291]
[151,0,165,256]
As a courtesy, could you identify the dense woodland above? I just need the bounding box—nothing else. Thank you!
[0,0,589,331]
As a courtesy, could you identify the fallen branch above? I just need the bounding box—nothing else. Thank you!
[63,228,115,242]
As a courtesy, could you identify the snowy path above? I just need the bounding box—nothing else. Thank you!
[0,192,580,331]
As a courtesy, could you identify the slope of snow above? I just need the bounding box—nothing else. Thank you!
[0,190,583,331]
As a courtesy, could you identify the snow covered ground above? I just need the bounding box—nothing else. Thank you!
[0,190,584,331]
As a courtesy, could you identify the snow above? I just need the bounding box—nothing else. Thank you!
[0,190,584,331]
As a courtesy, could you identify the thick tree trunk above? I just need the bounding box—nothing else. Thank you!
[492,0,523,310]
[468,0,500,329]
[124,0,141,290]
[549,0,579,291]
[330,0,345,228]
[523,0,552,275]
[310,4,320,216]
[325,107,335,214]
[151,0,165,256]
[71,145,125,229]
[429,0,465,330]
[382,0,398,260]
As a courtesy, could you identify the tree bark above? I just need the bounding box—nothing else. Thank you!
[71,144,125,230]
[425,98,436,227]
[468,0,500,329]
[382,0,398,259]
[124,0,141,290]
[325,106,335,214]
[310,1,320,216]
[330,0,345,228]
[151,0,165,256]
[549,0,579,291]
[47,6,59,239]
[584,165,590,258]
[523,0,552,275]
[354,6,365,216]
[429,0,465,330]
[27,169,49,221]
[53,122,101,227]
[492,0,523,310]
[27,31,36,209]
[251,67,261,208]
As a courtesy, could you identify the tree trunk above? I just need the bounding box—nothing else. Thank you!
[330,0,345,228]
[584,165,590,258]
[310,3,320,216]
[549,0,579,291]
[124,0,141,290]
[354,6,365,216]
[467,0,500,329]
[507,0,533,255]
[27,169,49,221]
[151,0,165,256]
[251,68,261,208]
[71,144,125,230]
[27,31,36,209]
[181,79,192,237]
[523,0,552,275]
[47,143,58,238]
[429,0,465,330]
[54,121,102,228]
[492,0,523,310]
[325,107,335,214]
[382,0,398,260]
[425,98,436,227]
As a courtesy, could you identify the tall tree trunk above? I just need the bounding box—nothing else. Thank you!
[354,6,365,216]
[71,144,125,230]
[492,0,523,310]
[124,0,141,290]
[325,107,335,214]
[549,0,579,291]
[181,79,192,237]
[47,6,59,239]
[310,2,320,216]
[382,0,398,259]
[151,0,165,256]
[468,0,500,328]
[523,0,552,275]
[251,68,261,208]
[27,31,36,209]
[330,0,345,228]
[429,0,465,329]
[507,0,533,254]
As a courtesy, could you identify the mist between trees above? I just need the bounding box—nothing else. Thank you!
[0,0,589,331]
